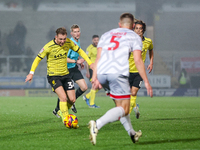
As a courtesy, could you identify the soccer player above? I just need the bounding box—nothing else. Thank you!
[25,27,93,124]
[83,35,100,108]
[52,24,90,115]
[88,13,153,145]
[129,20,154,118]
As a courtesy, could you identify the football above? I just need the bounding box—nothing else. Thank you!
[64,114,78,129]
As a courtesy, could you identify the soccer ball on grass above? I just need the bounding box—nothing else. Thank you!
[64,114,78,129]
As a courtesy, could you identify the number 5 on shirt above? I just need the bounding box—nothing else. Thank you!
[108,36,121,50]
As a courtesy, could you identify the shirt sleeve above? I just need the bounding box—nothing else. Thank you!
[131,34,143,51]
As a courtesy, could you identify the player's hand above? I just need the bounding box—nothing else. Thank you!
[144,82,153,97]
[92,79,102,90]
[147,64,153,73]
[76,58,85,64]
[80,63,84,69]
[89,63,94,70]
[25,74,33,83]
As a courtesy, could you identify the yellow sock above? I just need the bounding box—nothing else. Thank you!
[90,89,98,105]
[60,101,69,121]
[129,96,137,114]
[86,91,91,99]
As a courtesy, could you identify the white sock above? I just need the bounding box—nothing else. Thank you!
[96,106,125,130]
[120,114,135,136]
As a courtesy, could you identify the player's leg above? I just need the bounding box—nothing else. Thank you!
[85,69,99,108]
[85,90,91,99]
[66,89,76,109]
[48,76,64,118]
[89,74,138,145]
[70,78,87,113]
[63,77,76,111]
[129,73,143,118]
[52,98,60,118]
[118,98,142,143]
[96,74,130,124]
[75,78,88,98]
[96,99,129,128]
[55,76,75,122]
[83,68,93,104]
[55,86,70,122]
[130,86,140,118]
[71,67,87,113]
[89,86,100,108]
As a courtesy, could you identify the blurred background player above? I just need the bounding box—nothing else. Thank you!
[53,24,91,116]
[128,20,154,119]
[88,13,153,145]
[25,27,93,124]
[83,35,100,108]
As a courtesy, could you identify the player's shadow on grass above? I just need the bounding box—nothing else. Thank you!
[0,118,59,130]
[138,137,200,145]
[0,118,65,141]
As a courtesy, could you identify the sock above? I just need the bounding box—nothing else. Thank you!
[59,101,69,120]
[90,89,98,105]
[86,91,91,99]
[120,114,135,136]
[129,96,137,114]
[55,98,60,112]
[76,88,85,99]
[67,102,73,109]
[96,106,125,130]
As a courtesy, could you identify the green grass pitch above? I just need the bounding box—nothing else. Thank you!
[0,96,200,150]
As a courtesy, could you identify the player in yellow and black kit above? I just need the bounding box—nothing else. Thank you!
[25,27,93,125]
[83,35,100,108]
[129,20,154,118]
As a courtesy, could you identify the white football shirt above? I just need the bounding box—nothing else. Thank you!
[97,28,142,76]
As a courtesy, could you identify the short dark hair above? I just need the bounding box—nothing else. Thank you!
[56,27,67,35]
[134,20,146,33]
[120,13,134,23]
[92,35,99,39]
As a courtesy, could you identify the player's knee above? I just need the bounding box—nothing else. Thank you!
[81,85,88,92]
[67,97,76,104]
[59,96,67,102]
[131,91,137,96]
[124,109,130,116]
[70,98,76,103]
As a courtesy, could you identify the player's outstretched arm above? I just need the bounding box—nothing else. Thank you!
[25,56,41,83]
[77,49,92,66]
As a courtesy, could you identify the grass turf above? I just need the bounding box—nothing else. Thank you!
[0,96,200,150]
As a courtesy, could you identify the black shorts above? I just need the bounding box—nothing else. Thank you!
[129,73,143,89]
[47,74,75,92]
[68,65,84,82]
[89,69,93,80]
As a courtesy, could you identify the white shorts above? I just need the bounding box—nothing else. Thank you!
[97,74,131,100]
